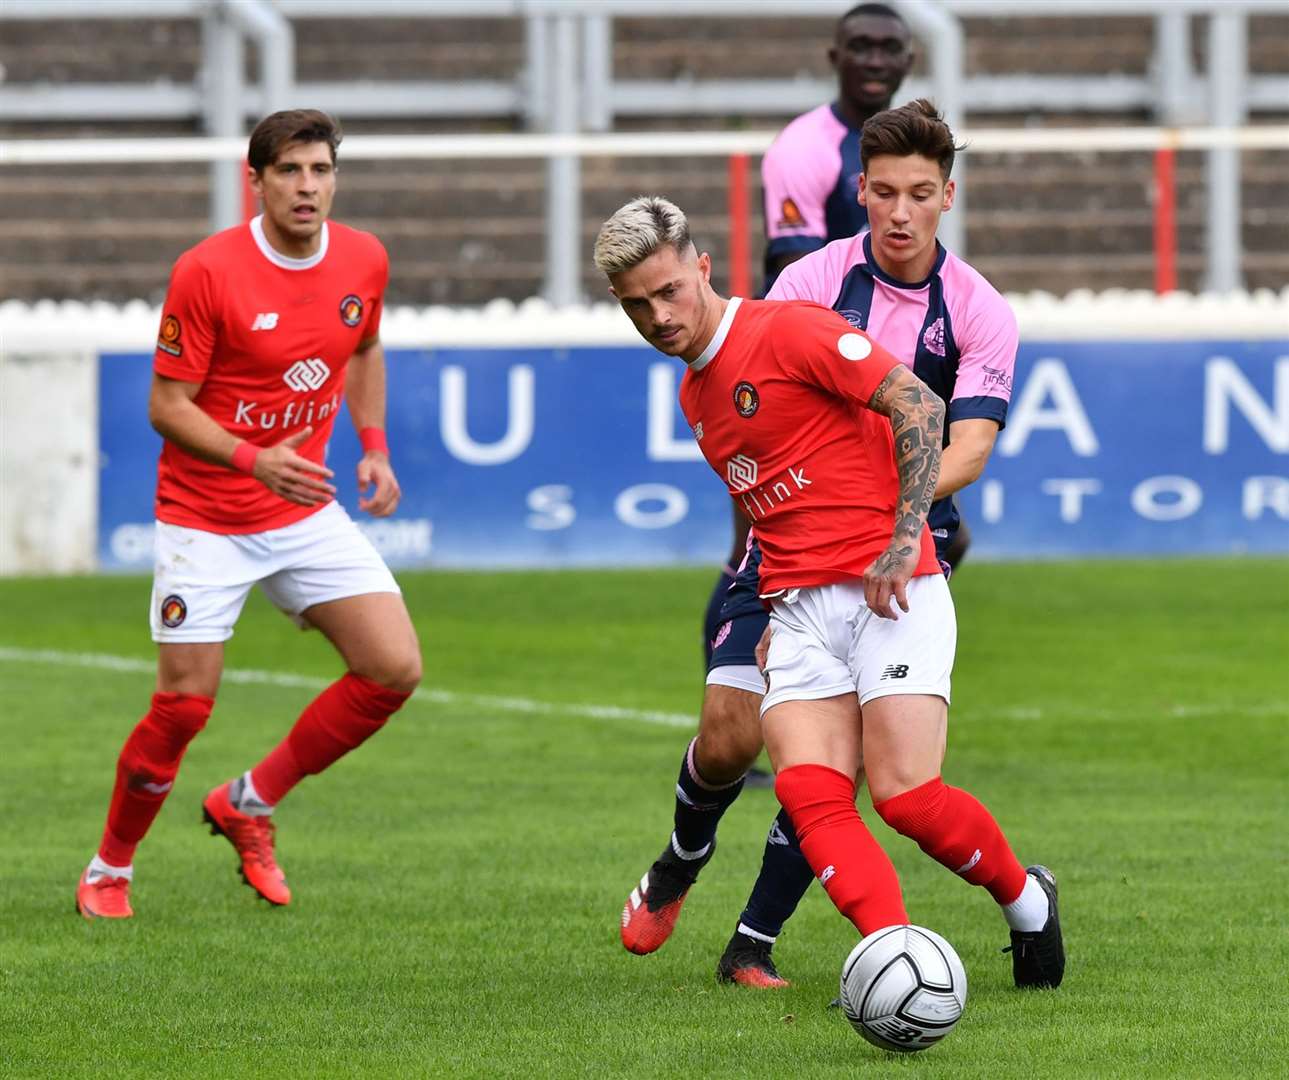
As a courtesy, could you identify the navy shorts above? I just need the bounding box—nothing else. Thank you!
[708,543,768,672]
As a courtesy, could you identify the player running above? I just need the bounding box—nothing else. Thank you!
[598,189,1061,989]
[75,109,423,920]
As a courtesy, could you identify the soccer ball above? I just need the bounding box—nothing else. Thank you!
[839,925,967,1053]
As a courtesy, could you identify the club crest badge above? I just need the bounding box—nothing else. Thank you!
[160,594,187,628]
[339,294,364,327]
[922,317,946,358]
[157,314,183,357]
[733,381,759,418]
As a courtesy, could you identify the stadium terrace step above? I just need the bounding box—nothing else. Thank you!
[1,11,1285,304]
[294,17,524,82]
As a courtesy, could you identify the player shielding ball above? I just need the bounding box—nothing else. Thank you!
[595,196,1063,989]
[75,109,423,920]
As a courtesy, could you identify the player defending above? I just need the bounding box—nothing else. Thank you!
[720,97,1062,987]
[75,110,422,919]
[596,195,1063,991]
[700,3,914,673]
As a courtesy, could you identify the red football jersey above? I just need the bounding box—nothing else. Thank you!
[679,297,942,596]
[152,216,388,533]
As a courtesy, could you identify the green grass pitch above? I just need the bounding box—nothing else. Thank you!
[0,559,1286,1077]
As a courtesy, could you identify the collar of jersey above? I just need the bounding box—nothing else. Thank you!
[689,296,743,371]
[250,214,330,271]
[861,232,947,291]
[828,101,866,134]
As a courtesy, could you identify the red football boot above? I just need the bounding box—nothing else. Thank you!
[620,839,714,955]
[202,781,291,906]
[76,868,134,920]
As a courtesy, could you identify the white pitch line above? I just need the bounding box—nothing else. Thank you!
[0,646,1283,727]
[0,646,695,730]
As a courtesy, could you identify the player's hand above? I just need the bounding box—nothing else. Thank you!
[253,427,336,506]
[357,452,400,517]
[754,623,772,673]
[862,541,919,620]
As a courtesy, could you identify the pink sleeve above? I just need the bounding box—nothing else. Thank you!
[944,265,1019,425]
[761,111,841,248]
[772,303,899,406]
[765,239,847,305]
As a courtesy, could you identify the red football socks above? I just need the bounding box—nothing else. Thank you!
[874,776,1028,905]
[774,763,909,935]
[250,672,411,806]
[99,692,214,866]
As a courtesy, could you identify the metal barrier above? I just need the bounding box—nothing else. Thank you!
[3,124,1287,301]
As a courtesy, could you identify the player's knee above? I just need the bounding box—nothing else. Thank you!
[693,728,756,785]
[120,692,213,788]
[357,650,422,696]
[696,698,762,778]
[389,650,423,695]
[872,776,947,837]
[774,763,857,840]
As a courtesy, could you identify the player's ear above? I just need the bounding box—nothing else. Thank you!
[248,165,263,197]
[857,173,868,208]
[696,251,712,283]
[607,284,619,300]
[942,179,955,213]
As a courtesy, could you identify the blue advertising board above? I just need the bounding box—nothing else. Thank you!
[99,339,1289,570]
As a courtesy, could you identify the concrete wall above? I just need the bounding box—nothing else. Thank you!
[0,349,98,574]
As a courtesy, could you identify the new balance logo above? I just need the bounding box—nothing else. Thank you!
[767,820,791,847]
[251,312,279,331]
[283,357,330,392]
[819,864,836,885]
[956,849,982,875]
[880,664,909,680]
[138,780,173,794]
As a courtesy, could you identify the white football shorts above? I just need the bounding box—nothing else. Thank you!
[149,500,401,643]
[760,573,956,713]
[706,665,768,695]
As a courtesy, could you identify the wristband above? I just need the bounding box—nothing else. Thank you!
[230,441,259,475]
[359,427,389,455]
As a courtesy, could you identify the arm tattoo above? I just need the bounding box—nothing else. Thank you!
[868,367,944,543]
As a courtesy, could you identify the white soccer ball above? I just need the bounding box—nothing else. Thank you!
[839,925,967,1053]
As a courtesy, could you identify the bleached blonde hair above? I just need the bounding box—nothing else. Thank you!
[593,195,693,276]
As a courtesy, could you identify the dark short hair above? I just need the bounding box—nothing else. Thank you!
[838,2,907,28]
[247,109,342,172]
[860,98,964,180]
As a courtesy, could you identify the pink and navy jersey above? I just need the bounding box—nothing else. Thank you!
[761,103,868,291]
[768,231,1018,544]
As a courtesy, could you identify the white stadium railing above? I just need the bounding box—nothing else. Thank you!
[3,124,1287,300]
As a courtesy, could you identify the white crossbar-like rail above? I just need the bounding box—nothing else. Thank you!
[3,125,1288,166]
